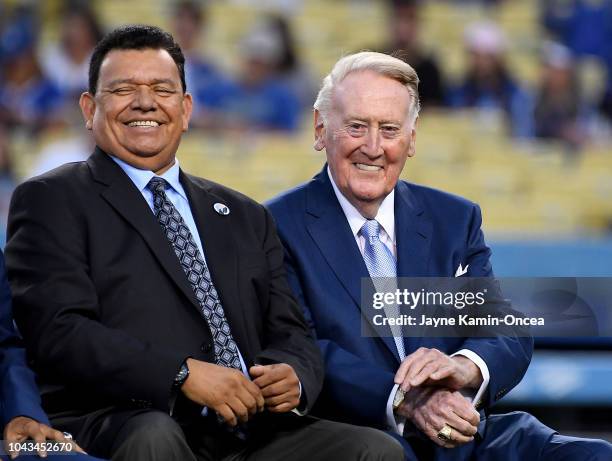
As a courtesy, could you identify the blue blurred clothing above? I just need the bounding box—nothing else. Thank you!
[0,250,48,429]
[447,77,534,138]
[184,54,230,115]
[542,0,612,102]
[542,0,612,62]
[0,77,63,126]
[184,55,301,131]
[204,77,301,132]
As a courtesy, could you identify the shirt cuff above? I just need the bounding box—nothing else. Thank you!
[291,381,307,416]
[451,349,490,407]
[385,383,406,435]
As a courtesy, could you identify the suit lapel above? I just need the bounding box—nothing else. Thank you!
[394,180,433,352]
[88,149,203,313]
[88,149,253,363]
[395,181,432,278]
[305,168,401,362]
[180,172,252,365]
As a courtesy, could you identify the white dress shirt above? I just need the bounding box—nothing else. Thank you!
[327,167,490,434]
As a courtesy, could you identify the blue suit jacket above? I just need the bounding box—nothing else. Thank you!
[0,250,49,430]
[266,167,533,429]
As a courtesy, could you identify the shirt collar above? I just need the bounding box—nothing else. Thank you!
[327,166,395,243]
[110,154,186,200]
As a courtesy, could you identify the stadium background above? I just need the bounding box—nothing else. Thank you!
[0,0,611,442]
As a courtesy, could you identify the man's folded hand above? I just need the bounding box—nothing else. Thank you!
[250,363,300,413]
[396,387,480,449]
[394,347,482,392]
[181,359,264,426]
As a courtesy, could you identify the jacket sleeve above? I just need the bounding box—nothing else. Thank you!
[460,203,534,408]
[0,251,50,429]
[5,179,185,413]
[253,206,324,412]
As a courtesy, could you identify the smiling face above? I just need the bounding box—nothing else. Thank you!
[80,48,192,173]
[315,70,416,218]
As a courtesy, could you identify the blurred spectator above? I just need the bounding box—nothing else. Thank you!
[263,14,318,110]
[376,0,445,108]
[0,124,16,247]
[0,5,63,133]
[41,2,103,101]
[541,0,612,124]
[448,21,533,137]
[171,0,233,120]
[542,0,612,60]
[204,17,301,132]
[534,42,587,151]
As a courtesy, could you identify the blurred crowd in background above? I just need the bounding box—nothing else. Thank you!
[1,0,612,245]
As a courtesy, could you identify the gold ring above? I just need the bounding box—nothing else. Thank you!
[437,424,453,442]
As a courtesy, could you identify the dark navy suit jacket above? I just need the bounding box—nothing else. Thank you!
[0,250,49,430]
[266,167,533,430]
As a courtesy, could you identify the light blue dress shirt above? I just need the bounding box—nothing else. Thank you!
[111,155,206,259]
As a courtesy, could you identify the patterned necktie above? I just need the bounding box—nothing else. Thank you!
[360,219,406,360]
[147,177,241,370]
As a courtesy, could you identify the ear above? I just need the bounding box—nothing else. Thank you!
[181,92,194,131]
[408,116,418,158]
[313,109,326,151]
[79,92,95,130]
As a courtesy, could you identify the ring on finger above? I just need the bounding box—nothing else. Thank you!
[437,424,453,442]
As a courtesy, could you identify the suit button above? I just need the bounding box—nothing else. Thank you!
[201,342,212,352]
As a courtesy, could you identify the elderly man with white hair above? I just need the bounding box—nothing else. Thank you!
[266,51,612,461]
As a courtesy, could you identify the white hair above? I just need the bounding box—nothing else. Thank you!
[313,51,421,125]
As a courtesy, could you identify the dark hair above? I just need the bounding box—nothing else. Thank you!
[88,24,186,94]
[268,15,297,73]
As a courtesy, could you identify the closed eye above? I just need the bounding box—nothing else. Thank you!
[154,87,176,95]
[110,87,134,95]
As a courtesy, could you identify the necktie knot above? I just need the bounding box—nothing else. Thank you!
[147,177,167,195]
[361,219,381,244]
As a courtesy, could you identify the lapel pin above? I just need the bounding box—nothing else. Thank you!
[213,203,230,216]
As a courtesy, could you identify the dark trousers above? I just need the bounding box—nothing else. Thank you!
[50,407,404,461]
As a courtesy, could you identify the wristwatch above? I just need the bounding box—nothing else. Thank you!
[393,388,405,410]
[173,360,190,389]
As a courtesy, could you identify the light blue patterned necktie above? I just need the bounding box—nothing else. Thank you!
[360,219,406,360]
